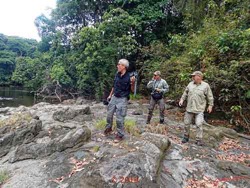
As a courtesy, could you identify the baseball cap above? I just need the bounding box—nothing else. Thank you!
[190,71,203,77]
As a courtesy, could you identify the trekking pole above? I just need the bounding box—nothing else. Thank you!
[134,71,138,97]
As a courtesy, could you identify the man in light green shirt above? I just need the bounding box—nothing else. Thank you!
[179,71,214,146]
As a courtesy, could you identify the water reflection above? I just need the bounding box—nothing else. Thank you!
[0,87,34,107]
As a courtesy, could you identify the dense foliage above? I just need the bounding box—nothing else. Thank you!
[1,0,249,130]
[0,34,37,85]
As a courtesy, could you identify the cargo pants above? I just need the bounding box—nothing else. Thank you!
[183,111,204,140]
[147,97,165,122]
[105,96,128,137]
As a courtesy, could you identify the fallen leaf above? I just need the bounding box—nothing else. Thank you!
[129,148,137,152]
[216,152,250,164]
[49,176,65,184]
[218,138,248,151]
[75,168,84,172]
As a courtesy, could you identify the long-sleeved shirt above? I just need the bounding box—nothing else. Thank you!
[181,81,214,113]
[147,79,169,94]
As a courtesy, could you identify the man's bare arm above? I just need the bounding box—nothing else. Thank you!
[130,76,136,93]
[108,88,114,99]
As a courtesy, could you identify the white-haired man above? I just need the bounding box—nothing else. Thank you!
[104,59,135,142]
[179,71,214,146]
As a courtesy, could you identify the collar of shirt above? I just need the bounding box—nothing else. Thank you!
[118,71,128,78]
[192,80,203,85]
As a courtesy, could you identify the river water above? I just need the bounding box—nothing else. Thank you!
[0,87,34,107]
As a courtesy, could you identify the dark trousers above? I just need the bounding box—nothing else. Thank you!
[147,97,165,122]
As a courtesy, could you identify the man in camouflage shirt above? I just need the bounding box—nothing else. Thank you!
[147,71,169,124]
[179,71,214,146]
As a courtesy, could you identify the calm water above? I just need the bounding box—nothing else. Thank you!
[0,87,34,107]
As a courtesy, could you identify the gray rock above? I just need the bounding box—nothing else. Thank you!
[0,107,9,114]
[53,106,91,122]
[62,99,76,105]
[0,113,42,158]
[98,133,170,185]
[75,97,91,105]
[32,102,51,109]
[73,114,94,122]
[215,160,250,176]
[132,109,143,115]
[165,104,175,110]
[0,131,15,157]
[164,143,183,160]
[0,131,14,147]
[1,101,250,188]
[9,126,91,163]
[12,119,42,146]
[200,124,239,147]
[100,153,152,182]
[127,102,140,109]
[1,159,48,188]
[141,132,170,151]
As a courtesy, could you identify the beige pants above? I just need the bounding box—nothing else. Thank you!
[184,112,204,140]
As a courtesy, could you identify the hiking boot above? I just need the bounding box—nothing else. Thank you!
[104,127,112,135]
[159,119,164,124]
[195,140,203,146]
[182,136,189,143]
[114,134,124,142]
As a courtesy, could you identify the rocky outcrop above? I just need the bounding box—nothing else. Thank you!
[52,106,92,122]
[0,101,249,188]
[43,132,170,188]
[0,104,92,164]
[0,112,42,158]
[99,133,170,184]
[9,126,91,163]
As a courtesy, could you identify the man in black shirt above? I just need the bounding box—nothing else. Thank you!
[104,59,135,142]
